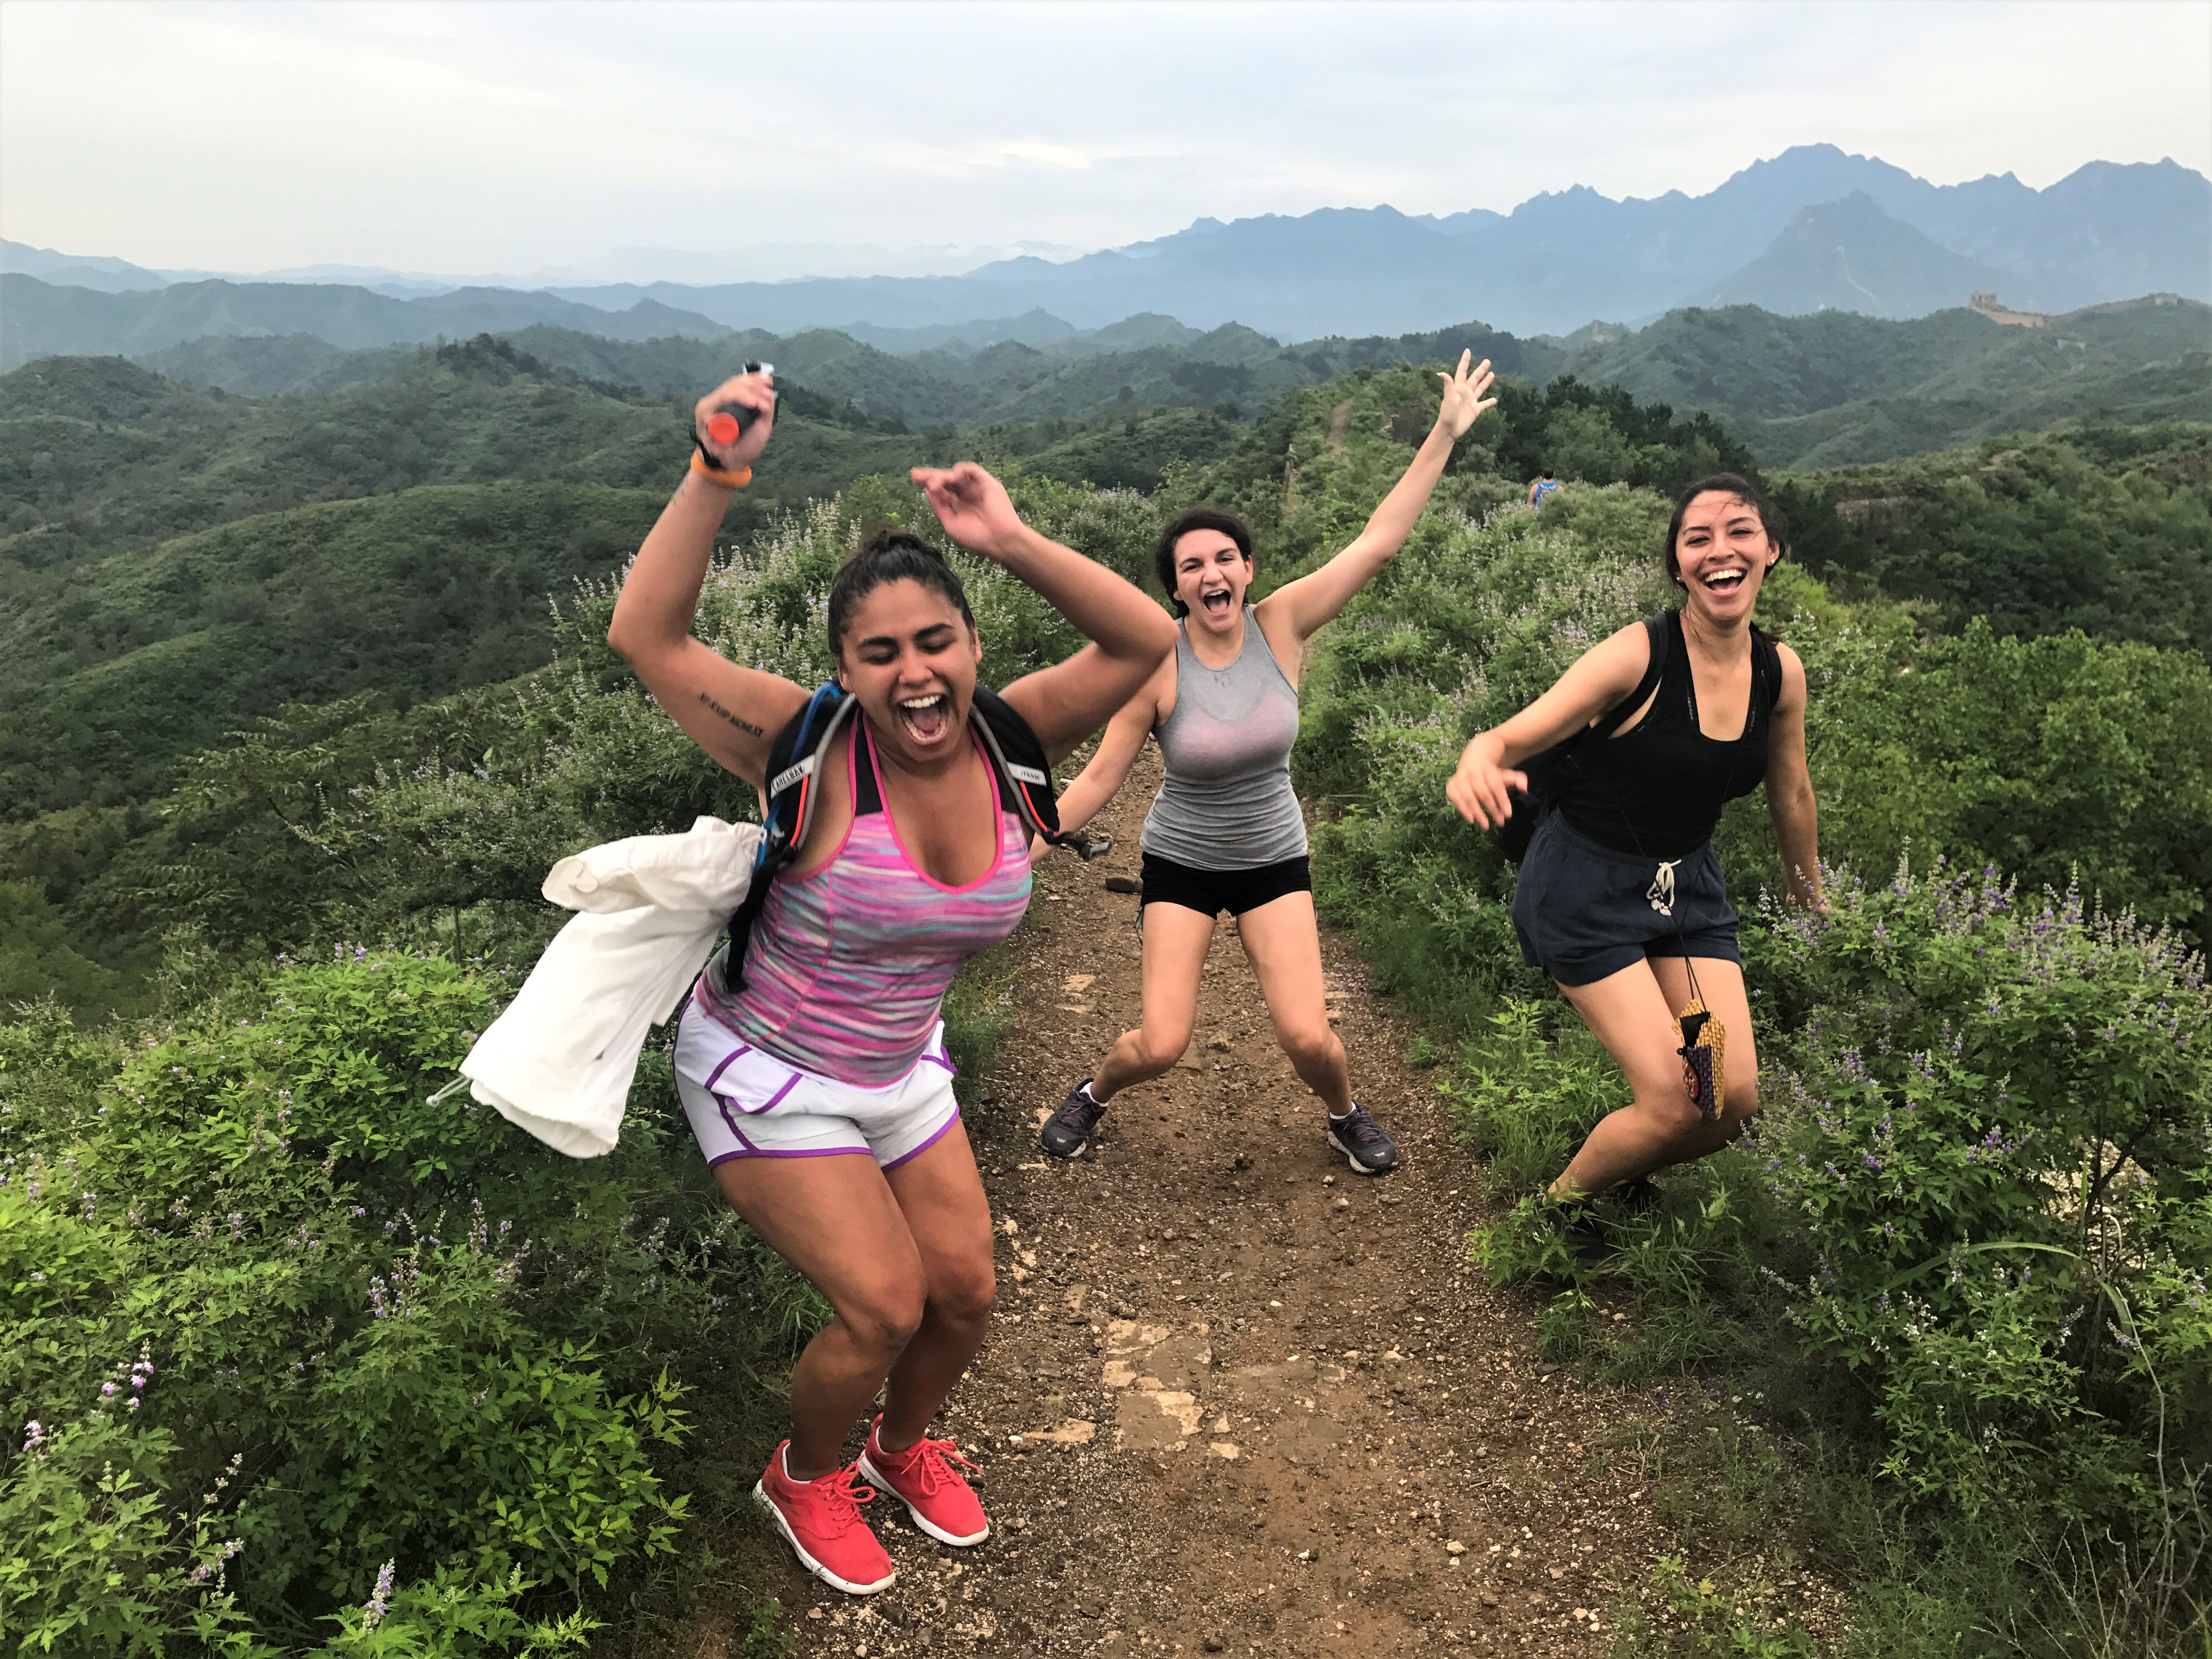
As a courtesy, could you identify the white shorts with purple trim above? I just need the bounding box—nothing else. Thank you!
[672,1003,961,1171]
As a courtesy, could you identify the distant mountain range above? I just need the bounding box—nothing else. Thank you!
[0,275,729,370]
[76,291,2212,472]
[3,145,2205,354]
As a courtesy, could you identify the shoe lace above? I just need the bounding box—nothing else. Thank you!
[807,1464,877,1532]
[879,1435,978,1498]
[1338,1105,1386,1146]
[1058,1089,1107,1130]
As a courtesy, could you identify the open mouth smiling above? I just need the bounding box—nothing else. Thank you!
[897,692,952,744]
[1699,567,1747,596]
[1197,587,1235,619]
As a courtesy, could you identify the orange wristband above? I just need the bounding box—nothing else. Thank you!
[690,452,752,489]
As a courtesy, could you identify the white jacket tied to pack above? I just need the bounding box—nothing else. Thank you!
[461,816,760,1157]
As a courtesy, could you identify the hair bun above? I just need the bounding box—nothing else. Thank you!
[856,525,945,563]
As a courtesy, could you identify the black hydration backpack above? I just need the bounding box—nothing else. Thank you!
[713,683,1106,995]
[1496,612,1778,864]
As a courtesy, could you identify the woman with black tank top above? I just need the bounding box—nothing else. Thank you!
[1036,351,1499,1176]
[1447,475,1824,1260]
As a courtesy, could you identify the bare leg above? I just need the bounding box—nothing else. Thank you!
[1234,891,1353,1114]
[714,1153,931,1479]
[1089,902,1216,1102]
[877,1121,996,1452]
[1550,955,1760,1199]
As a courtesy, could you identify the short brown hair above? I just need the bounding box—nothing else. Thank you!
[1152,507,1254,617]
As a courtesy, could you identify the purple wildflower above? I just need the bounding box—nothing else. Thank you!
[363,1559,396,1629]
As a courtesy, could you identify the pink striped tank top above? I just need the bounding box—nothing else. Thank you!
[692,718,1032,1086]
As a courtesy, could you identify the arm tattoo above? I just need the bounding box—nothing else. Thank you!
[698,691,766,738]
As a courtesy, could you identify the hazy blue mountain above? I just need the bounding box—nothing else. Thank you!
[1784,156,2212,312]
[570,148,2199,336]
[0,239,175,294]
[524,148,2207,337]
[0,275,731,371]
[841,311,1207,358]
[840,311,1085,353]
[15,146,2205,348]
[1690,195,2009,319]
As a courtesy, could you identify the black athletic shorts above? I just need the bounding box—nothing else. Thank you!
[1138,851,1311,919]
[1510,812,1740,988]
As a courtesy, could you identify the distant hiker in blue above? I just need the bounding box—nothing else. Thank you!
[1528,470,1561,509]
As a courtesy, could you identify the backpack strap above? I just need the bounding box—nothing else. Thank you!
[758,684,861,876]
[1750,625,1782,718]
[969,684,1111,861]
[1588,612,1673,742]
[715,684,857,997]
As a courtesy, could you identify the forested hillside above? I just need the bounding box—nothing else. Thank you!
[95,292,2208,476]
[1557,294,2211,464]
[1780,421,2212,652]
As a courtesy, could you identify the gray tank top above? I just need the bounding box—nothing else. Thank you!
[1139,606,1307,870]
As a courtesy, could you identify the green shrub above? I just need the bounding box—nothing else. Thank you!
[0,952,803,1652]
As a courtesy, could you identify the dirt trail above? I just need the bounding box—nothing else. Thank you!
[759,746,1681,1657]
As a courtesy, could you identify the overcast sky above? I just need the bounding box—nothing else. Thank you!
[4,0,2208,280]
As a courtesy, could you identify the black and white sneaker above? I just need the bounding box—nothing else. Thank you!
[1326,1102,1400,1176]
[1541,1198,1616,1267]
[1613,1176,1662,1212]
[1041,1078,1108,1159]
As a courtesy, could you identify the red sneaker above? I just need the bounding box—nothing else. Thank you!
[857,1417,990,1547]
[753,1442,896,1595]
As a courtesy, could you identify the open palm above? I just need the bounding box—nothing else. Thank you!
[1437,351,1498,439]
[913,462,1024,556]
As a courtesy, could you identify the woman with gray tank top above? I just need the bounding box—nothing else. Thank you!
[1037,351,1499,1174]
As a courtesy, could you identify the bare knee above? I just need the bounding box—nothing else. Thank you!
[1129,1023,1195,1076]
[1626,1090,1711,1152]
[929,1258,997,1327]
[838,1278,928,1357]
[1277,1023,1339,1074]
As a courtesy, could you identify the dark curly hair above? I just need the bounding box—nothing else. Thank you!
[1663,473,1788,588]
[1151,507,1255,618]
[826,527,975,654]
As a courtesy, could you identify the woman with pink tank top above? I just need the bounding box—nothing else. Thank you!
[607,369,1176,1596]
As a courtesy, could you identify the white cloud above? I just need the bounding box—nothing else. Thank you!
[3,0,2205,274]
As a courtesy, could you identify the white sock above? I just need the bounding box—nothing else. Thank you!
[1329,1102,1358,1122]
[1080,1080,1103,1104]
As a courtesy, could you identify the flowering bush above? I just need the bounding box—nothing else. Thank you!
[1745,862,2212,1513]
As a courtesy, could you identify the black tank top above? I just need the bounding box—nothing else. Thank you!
[1556,611,1778,861]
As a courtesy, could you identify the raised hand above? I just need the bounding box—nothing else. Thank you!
[1435,351,1498,441]
[912,462,1025,558]
[693,368,776,471]
[1444,732,1527,830]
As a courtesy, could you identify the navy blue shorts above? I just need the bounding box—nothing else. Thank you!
[1510,812,1740,988]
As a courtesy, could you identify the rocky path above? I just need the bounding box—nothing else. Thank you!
[758,746,1684,1658]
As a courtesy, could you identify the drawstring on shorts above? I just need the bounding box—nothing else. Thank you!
[1646,859,1680,916]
